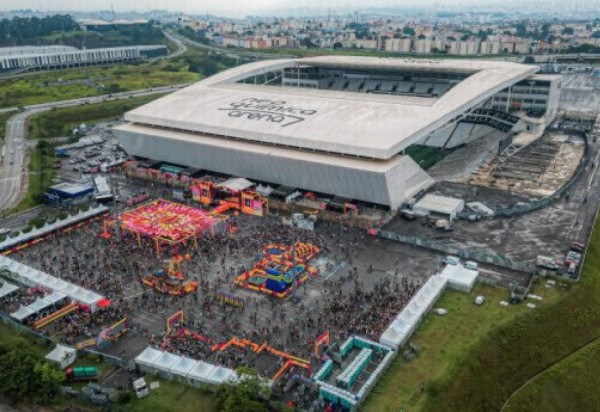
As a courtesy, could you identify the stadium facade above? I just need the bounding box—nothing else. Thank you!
[0,45,167,74]
[114,56,560,211]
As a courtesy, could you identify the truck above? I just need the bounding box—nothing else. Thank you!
[65,366,98,382]
[536,255,558,271]
[133,377,150,398]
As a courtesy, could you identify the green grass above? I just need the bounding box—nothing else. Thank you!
[11,142,56,213]
[405,145,455,170]
[28,93,166,139]
[0,321,47,357]
[503,338,600,412]
[30,27,175,51]
[363,282,564,412]
[0,111,14,142]
[124,378,215,412]
[0,59,196,108]
[412,212,600,411]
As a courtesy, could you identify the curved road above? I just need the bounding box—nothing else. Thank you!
[163,30,188,59]
[0,84,189,212]
[168,30,298,60]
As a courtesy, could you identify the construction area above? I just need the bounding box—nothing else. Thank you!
[467,131,585,197]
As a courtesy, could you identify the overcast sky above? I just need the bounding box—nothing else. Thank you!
[0,0,525,16]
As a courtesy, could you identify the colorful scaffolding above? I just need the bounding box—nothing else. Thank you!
[103,199,227,253]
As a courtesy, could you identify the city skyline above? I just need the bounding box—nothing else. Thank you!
[1,0,600,18]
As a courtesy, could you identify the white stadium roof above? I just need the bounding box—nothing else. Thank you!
[123,56,538,160]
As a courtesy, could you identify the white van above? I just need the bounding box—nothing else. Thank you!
[133,377,150,398]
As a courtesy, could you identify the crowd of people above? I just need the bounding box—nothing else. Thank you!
[5,208,420,381]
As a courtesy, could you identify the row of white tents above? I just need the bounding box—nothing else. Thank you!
[0,205,108,253]
[0,255,105,312]
[380,262,478,349]
[135,346,237,387]
[11,290,67,321]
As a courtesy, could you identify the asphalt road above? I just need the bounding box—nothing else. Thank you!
[0,84,189,212]
[163,29,188,58]
[169,30,297,60]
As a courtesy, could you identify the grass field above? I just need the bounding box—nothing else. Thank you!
[0,111,14,142]
[28,93,166,139]
[363,282,565,412]
[11,142,56,213]
[33,27,175,51]
[503,338,600,412]
[411,211,600,411]
[124,379,215,412]
[0,59,196,108]
[405,145,454,170]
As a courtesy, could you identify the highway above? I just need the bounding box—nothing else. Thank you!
[162,30,188,58]
[0,84,188,212]
[167,30,298,60]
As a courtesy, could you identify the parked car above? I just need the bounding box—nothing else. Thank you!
[570,241,586,253]
[565,251,582,265]
[537,255,558,271]
[400,209,417,221]
[465,261,479,270]
[443,256,460,266]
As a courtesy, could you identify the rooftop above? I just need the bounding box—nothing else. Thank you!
[124,56,538,160]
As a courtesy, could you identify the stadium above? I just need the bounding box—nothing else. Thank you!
[114,56,560,211]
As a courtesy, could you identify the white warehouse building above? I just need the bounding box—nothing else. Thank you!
[114,56,560,212]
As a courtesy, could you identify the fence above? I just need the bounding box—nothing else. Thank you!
[81,347,125,368]
[376,229,534,273]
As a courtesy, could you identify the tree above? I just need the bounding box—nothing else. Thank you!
[215,368,270,412]
[0,349,38,399]
[33,362,65,405]
[333,41,343,49]
[300,37,317,49]
[402,26,415,36]
[523,55,535,64]
[562,26,574,35]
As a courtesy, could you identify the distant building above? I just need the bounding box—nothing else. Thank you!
[78,19,149,32]
[0,45,167,74]
[385,38,412,53]
[415,39,433,54]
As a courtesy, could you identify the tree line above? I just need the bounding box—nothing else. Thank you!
[0,14,80,46]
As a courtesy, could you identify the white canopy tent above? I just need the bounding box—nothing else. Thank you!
[169,356,198,381]
[187,360,216,386]
[45,344,77,369]
[134,346,163,373]
[0,281,18,299]
[217,177,254,192]
[134,347,237,387]
[10,306,35,322]
[439,263,479,292]
[206,366,236,385]
[380,275,449,349]
[0,206,108,253]
[0,255,105,312]
[152,351,180,378]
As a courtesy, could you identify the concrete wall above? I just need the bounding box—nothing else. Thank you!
[116,126,434,211]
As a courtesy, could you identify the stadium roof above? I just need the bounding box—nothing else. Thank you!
[123,56,538,160]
